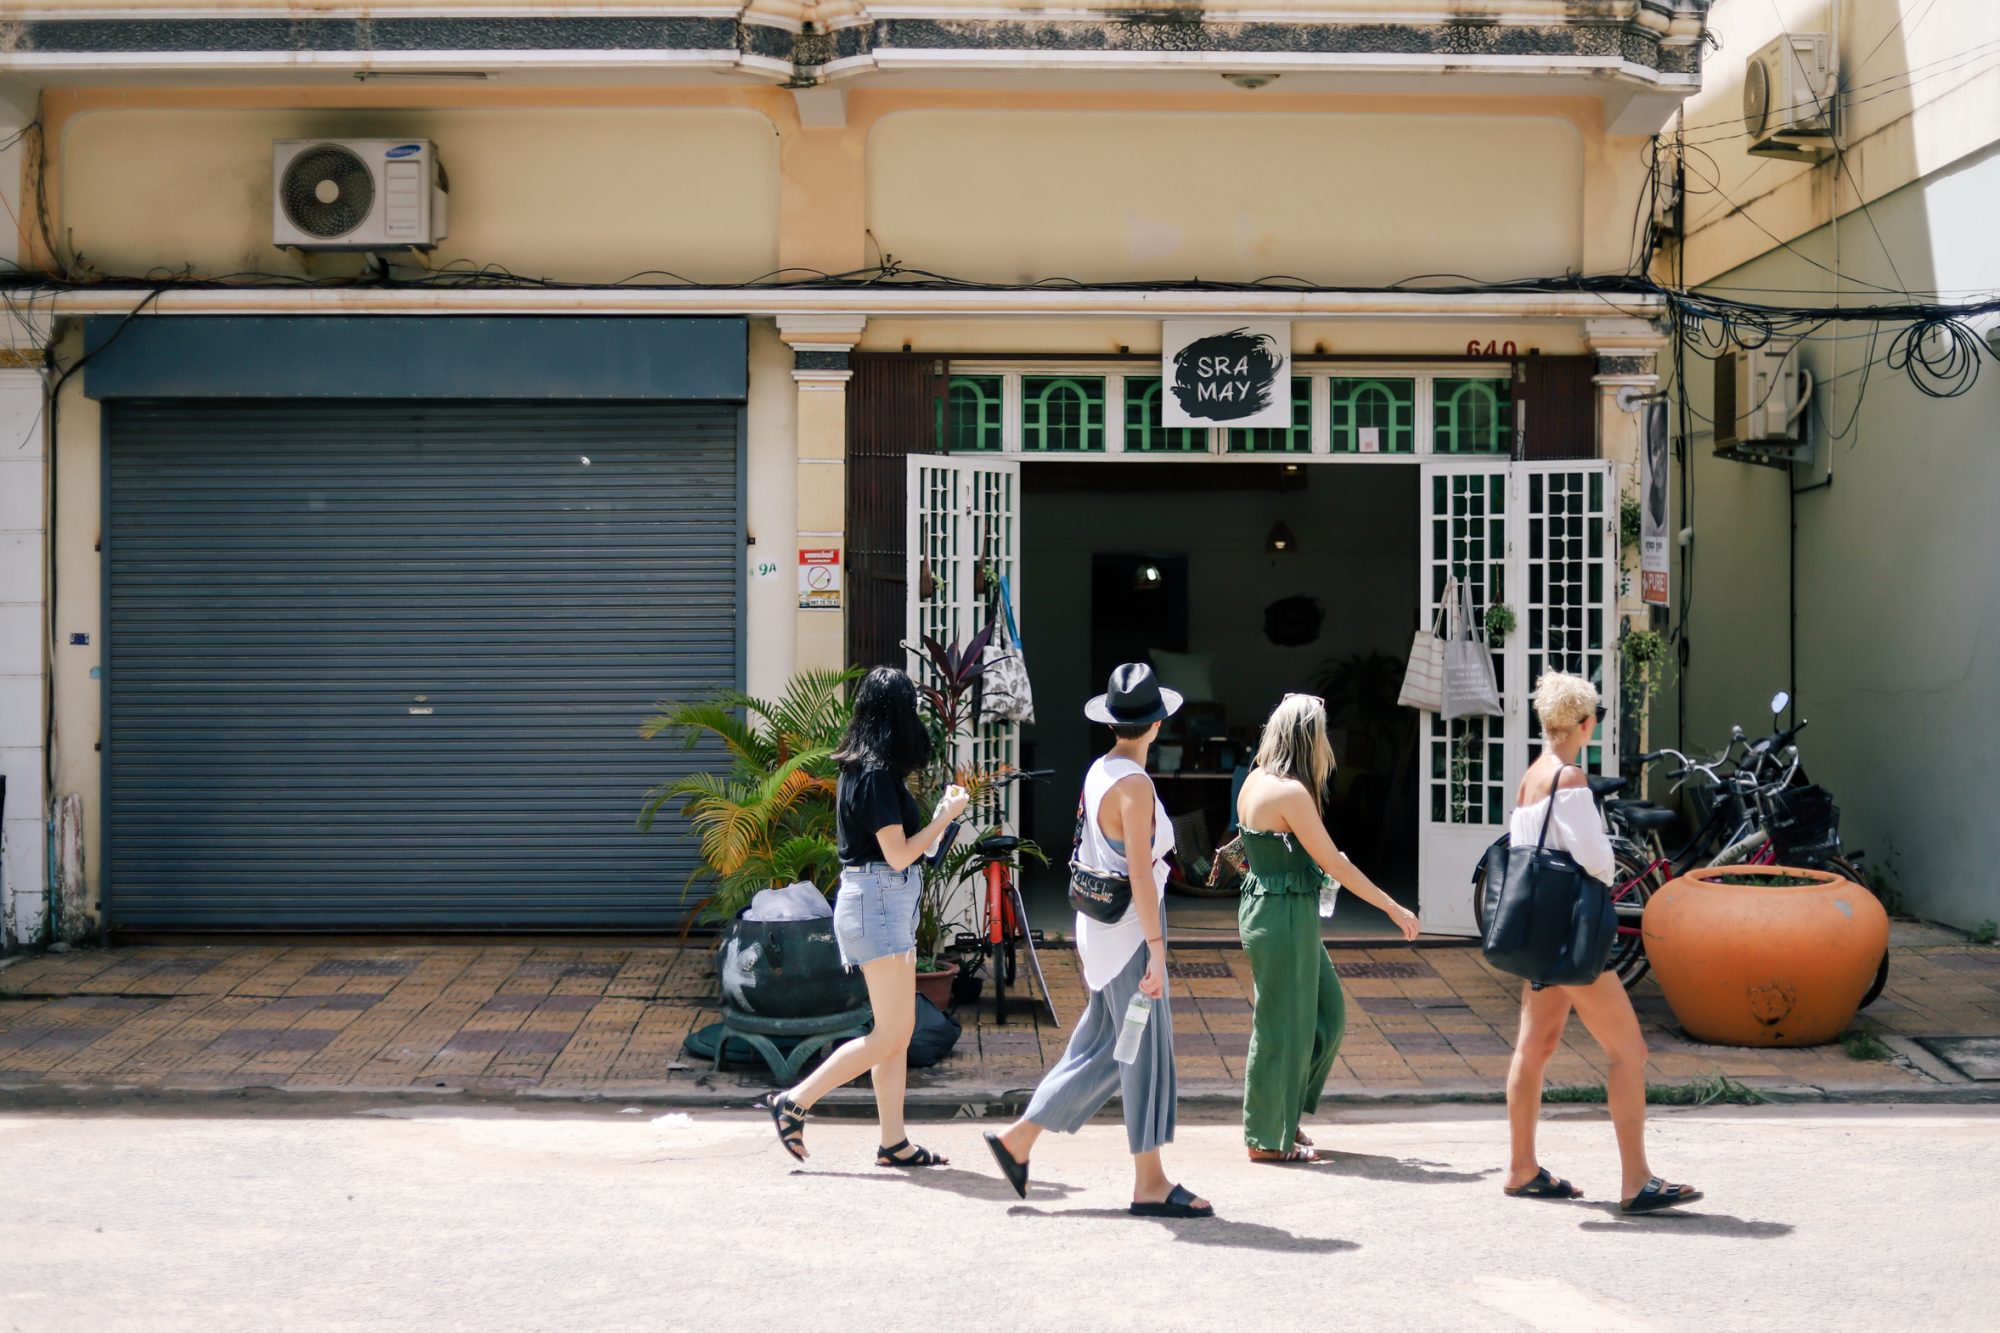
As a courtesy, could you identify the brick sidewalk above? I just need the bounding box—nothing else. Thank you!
[3,938,1996,1103]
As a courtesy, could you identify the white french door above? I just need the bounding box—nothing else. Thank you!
[905,454,1023,831]
[1416,460,1617,936]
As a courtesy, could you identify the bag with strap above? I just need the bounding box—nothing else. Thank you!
[979,575,1036,724]
[1477,764,1618,986]
[1397,579,1451,712]
[1066,794,1133,924]
[1441,578,1503,721]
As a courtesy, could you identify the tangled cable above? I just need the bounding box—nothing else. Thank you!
[1884,315,1990,398]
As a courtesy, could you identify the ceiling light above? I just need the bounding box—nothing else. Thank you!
[1265,522,1298,555]
[1132,562,1165,591]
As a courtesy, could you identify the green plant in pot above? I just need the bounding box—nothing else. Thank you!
[640,666,867,1018]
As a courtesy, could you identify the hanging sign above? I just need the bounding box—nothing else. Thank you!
[1161,321,1292,429]
[798,546,842,611]
[1639,402,1670,606]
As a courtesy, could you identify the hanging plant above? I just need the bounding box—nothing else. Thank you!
[1483,603,1516,646]
[1620,493,1644,550]
[1621,628,1672,702]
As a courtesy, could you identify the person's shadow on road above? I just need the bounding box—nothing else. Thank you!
[792,1165,1081,1202]
[1575,1201,1792,1238]
[1306,1150,1499,1185]
[1006,1205,1359,1255]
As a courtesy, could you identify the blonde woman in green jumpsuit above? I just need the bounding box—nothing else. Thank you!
[1236,695,1421,1162]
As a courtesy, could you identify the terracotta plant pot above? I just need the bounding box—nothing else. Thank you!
[1641,865,1889,1047]
[914,961,960,1012]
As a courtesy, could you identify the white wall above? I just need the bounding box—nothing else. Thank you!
[0,363,46,948]
[1018,465,1418,848]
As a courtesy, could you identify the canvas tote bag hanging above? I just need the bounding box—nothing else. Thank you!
[1440,578,1503,721]
[979,575,1036,724]
[1397,577,1452,712]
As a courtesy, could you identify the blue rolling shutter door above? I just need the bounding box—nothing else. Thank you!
[104,399,740,929]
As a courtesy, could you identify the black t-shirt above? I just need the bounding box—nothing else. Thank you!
[837,766,923,866]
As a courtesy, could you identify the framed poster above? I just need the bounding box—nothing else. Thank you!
[1161,321,1292,429]
[1640,402,1670,606]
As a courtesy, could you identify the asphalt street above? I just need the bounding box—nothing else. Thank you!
[2,1101,1993,1332]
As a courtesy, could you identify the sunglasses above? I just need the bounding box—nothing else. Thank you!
[1594,705,1608,724]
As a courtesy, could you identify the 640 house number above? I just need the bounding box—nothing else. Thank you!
[1465,340,1519,357]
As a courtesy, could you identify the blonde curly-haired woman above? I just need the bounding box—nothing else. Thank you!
[1235,693,1420,1163]
[1503,670,1702,1213]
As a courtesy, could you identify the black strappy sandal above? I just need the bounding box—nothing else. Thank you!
[1129,1184,1214,1219]
[1504,1167,1584,1200]
[1621,1178,1703,1214]
[984,1131,1029,1198]
[876,1138,948,1168]
[757,1092,809,1163]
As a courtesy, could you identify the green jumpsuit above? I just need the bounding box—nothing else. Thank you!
[1237,828,1347,1153]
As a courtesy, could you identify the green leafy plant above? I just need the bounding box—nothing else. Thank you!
[916,826,1048,969]
[1483,603,1516,646]
[1841,1025,1892,1062]
[1312,649,1411,774]
[1970,919,1998,946]
[1546,1071,1766,1106]
[1620,492,1644,551]
[638,666,861,924]
[1621,627,1672,703]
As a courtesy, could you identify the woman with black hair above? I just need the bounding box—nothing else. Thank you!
[759,667,968,1167]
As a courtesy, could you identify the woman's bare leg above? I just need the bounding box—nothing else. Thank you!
[783,954,918,1155]
[1504,983,1573,1190]
[1566,971,1659,1200]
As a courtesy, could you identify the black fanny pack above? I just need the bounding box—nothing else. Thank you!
[1066,795,1134,924]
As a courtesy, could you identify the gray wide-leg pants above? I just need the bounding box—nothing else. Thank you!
[1021,941,1177,1155]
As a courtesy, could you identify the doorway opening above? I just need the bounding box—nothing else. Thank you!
[1014,461,1422,942]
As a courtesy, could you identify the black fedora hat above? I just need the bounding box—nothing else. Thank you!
[1084,662,1184,727]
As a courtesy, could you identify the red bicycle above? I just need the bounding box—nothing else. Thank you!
[962,768,1057,1026]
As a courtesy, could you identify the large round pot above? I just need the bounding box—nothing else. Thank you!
[1641,865,1889,1047]
[915,961,960,1012]
[718,915,866,1018]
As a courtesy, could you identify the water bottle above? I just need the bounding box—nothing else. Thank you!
[1319,880,1339,920]
[1113,993,1153,1064]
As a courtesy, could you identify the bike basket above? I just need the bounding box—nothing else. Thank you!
[1767,784,1840,859]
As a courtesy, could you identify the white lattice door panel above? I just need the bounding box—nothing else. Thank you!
[906,455,1022,831]
[1417,463,1510,936]
[1517,463,1619,778]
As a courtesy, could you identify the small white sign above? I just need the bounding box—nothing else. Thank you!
[1161,321,1292,429]
[799,547,842,611]
[1640,402,1670,607]
[1358,426,1381,454]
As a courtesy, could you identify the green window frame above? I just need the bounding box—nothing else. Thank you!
[1432,377,1513,455]
[1225,377,1312,454]
[1122,377,1208,453]
[1329,377,1416,454]
[1022,376,1106,453]
[944,375,1004,452]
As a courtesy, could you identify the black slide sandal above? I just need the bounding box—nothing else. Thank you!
[1129,1184,1214,1219]
[1504,1167,1584,1200]
[877,1139,948,1167]
[1621,1178,1703,1214]
[758,1093,808,1163]
[984,1132,1029,1198]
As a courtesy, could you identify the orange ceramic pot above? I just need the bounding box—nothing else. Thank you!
[1641,865,1889,1047]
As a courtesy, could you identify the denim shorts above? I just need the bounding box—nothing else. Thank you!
[832,862,922,969]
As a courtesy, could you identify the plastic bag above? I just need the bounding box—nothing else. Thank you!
[744,881,834,922]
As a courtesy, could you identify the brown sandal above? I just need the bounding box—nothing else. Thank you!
[1248,1145,1325,1164]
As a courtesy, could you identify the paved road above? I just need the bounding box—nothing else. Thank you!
[2,1101,1993,1332]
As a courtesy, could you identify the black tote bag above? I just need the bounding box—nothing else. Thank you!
[1478,764,1619,987]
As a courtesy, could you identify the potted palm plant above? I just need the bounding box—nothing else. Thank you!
[639,666,865,1018]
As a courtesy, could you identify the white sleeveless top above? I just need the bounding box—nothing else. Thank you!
[1507,785,1618,886]
[1074,755,1173,991]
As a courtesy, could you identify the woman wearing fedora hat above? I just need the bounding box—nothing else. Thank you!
[982,663,1212,1220]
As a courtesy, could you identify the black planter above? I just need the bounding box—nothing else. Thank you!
[718,915,867,1018]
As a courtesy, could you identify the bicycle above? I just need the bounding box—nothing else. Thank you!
[959,768,1058,1027]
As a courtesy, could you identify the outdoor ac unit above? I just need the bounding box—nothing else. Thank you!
[1715,341,1815,468]
[272,139,448,250]
[1743,33,1836,161]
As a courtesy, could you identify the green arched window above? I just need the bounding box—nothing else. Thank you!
[1225,377,1312,453]
[1432,377,1513,454]
[944,376,1004,452]
[1022,376,1106,452]
[1329,377,1415,453]
[1123,377,1207,453]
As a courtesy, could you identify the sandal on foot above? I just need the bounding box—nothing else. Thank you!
[1293,1130,1315,1149]
[876,1139,948,1168]
[1248,1145,1324,1164]
[1504,1167,1583,1200]
[984,1132,1029,1199]
[757,1093,808,1163]
[1621,1178,1703,1214]
[1130,1184,1214,1219]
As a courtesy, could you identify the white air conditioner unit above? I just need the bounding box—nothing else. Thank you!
[272,139,448,250]
[1715,340,1815,468]
[1743,33,1837,161]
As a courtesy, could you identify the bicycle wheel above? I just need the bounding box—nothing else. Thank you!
[1820,854,1890,1009]
[1604,847,1657,989]
[1003,940,1018,987]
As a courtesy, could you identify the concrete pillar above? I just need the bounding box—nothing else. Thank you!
[0,337,47,949]
[1587,317,1670,765]
[777,315,865,676]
